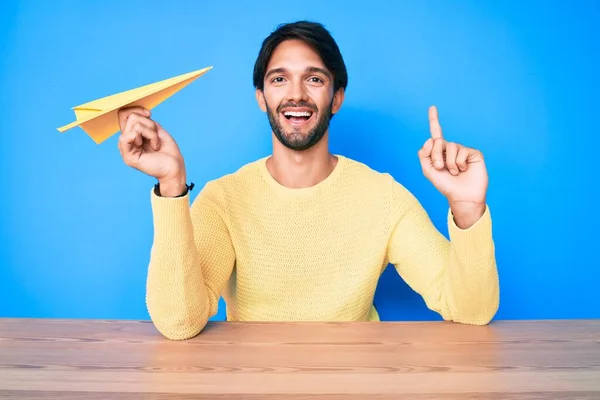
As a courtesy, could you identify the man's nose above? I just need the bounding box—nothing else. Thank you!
[287,79,308,103]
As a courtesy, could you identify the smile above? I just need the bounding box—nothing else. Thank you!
[281,108,314,126]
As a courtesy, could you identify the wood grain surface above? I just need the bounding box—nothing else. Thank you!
[0,318,598,399]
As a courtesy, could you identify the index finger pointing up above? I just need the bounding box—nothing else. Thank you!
[428,105,443,139]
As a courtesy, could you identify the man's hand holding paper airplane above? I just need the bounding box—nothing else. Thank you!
[117,106,187,197]
[57,67,212,144]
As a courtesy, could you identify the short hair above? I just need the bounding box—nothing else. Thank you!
[253,21,348,93]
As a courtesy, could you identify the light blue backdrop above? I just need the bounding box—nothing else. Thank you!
[1,0,598,322]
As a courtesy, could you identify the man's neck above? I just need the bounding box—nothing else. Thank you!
[266,134,338,189]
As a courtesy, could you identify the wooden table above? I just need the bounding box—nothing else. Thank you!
[0,319,599,399]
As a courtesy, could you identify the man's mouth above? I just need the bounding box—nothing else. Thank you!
[281,108,314,126]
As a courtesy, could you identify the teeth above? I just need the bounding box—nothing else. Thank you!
[283,111,312,117]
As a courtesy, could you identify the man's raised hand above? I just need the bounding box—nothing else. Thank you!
[418,106,489,227]
[117,106,187,196]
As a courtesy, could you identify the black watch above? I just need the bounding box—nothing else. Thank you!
[154,182,195,198]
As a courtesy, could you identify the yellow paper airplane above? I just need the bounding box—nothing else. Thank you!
[57,66,213,144]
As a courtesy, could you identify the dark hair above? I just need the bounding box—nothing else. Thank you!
[253,21,348,93]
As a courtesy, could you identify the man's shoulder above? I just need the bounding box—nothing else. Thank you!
[191,157,266,214]
[214,157,265,183]
[199,157,266,194]
[340,155,398,186]
[340,155,418,201]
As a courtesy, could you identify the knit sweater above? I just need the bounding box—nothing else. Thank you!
[146,155,499,340]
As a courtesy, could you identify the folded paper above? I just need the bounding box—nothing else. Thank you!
[57,66,213,144]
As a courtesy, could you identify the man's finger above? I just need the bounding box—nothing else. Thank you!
[124,113,157,135]
[456,146,470,171]
[418,137,433,155]
[155,121,175,143]
[117,106,151,132]
[120,122,158,152]
[445,142,459,175]
[417,138,434,176]
[432,138,446,170]
[428,105,443,139]
[130,122,159,151]
[118,130,137,155]
[418,137,433,160]
[124,115,160,151]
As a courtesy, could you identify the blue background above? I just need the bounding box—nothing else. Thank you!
[1,0,598,322]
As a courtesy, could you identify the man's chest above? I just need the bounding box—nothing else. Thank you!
[226,202,391,300]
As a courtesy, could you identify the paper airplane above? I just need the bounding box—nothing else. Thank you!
[57,66,213,144]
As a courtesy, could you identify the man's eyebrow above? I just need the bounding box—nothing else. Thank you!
[265,66,332,80]
[305,66,332,80]
[265,67,287,80]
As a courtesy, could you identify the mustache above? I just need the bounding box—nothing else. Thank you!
[276,101,318,113]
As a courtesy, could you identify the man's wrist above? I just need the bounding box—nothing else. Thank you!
[157,177,188,197]
[449,201,486,229]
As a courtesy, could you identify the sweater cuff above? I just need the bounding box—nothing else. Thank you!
[150,188,193,243]
[447,205,494,259]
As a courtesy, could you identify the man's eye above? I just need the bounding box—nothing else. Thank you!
[272,77,285,83]
[309,77,323,83]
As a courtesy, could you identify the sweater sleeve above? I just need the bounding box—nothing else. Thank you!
[145,181,236,340]
[385,184,499,325]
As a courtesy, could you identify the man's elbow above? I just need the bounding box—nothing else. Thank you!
[458,310,496,326]
[147,304,210,340]
[154,321,206,340]
[452,294,499,326]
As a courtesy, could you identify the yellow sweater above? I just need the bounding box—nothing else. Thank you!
[146,155,499,340]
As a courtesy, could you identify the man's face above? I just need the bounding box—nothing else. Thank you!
[257,39,344,151]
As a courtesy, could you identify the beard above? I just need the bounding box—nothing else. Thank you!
[265,98,333,151]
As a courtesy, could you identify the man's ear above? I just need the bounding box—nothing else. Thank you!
[331,88,345,115]
[256,89,267,112]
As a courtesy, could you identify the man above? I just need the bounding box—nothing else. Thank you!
[117,21,499,340]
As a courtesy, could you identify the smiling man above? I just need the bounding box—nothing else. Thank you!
[117,21,500,340]
[258,42,339,153]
